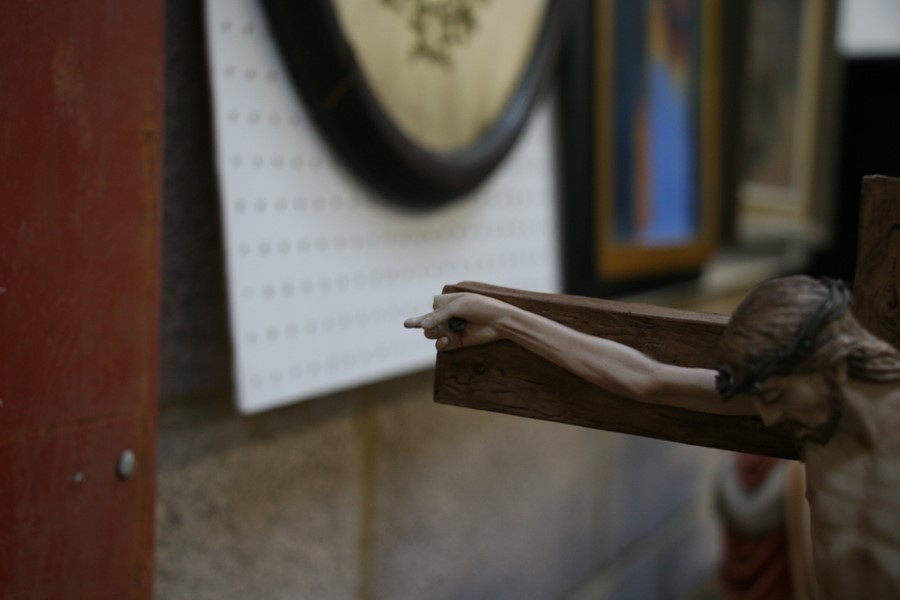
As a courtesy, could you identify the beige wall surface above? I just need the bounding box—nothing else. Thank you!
[159,2,721,598]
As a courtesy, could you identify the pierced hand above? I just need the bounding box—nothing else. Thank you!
[448,317,468,333]
[403,292,509,351]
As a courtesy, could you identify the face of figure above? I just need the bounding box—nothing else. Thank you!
[741,367,845,445]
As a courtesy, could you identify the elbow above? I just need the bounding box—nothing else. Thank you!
[628,373,666,404]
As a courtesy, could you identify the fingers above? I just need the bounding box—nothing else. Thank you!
[423,323,444,340]
[405,293,481,352]
[403,311,444,331]
[404,313,459,351]
[403,314,428,329]
[404,297,458,330]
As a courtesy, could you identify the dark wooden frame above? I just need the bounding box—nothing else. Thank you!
[261,0,573,208]
[560,0,721,297]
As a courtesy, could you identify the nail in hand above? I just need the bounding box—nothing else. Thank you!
[449,317,467,333]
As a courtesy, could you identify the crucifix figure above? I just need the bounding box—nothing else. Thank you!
[405,176,900,598]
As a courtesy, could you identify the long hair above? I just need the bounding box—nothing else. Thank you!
[718,275,900,391]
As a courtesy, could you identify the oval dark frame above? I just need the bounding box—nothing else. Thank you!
[260,0,572,208]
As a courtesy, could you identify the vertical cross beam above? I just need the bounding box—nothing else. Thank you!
[433,176,900,459]
[851,176,900,349]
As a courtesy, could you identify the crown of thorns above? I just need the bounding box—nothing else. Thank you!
[715,279,851,400]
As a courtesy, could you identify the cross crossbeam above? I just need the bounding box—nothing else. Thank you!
[433,176,900,459]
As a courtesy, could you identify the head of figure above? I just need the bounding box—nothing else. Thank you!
[716,275,900,445]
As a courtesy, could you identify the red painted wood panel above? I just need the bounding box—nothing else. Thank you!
[0,1,163,598]
[0,417,152,599]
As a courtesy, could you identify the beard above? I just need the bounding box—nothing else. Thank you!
[785,375,844,446]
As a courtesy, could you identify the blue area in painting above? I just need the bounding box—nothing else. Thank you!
[612,0,645,239]
[612,0,701,246]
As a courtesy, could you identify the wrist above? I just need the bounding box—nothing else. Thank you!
[493,302,528,342]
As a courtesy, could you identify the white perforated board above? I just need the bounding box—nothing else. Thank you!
[206,0,561,413]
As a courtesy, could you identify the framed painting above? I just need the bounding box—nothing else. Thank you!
[561,0,721,297]
[734,0,838,244]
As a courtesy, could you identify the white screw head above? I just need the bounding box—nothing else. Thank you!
[117,450,136,479]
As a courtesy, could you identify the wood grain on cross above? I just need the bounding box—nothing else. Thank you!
[434,176,900,460]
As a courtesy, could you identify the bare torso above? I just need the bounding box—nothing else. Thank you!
[803,383,900,599]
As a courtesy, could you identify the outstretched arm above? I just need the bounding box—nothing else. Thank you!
[406,292,755,416]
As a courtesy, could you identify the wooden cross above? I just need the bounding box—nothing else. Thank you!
[434,176,900,460]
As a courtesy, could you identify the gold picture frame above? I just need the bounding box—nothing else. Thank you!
[735,0,838,245]
[561,0,722,296]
